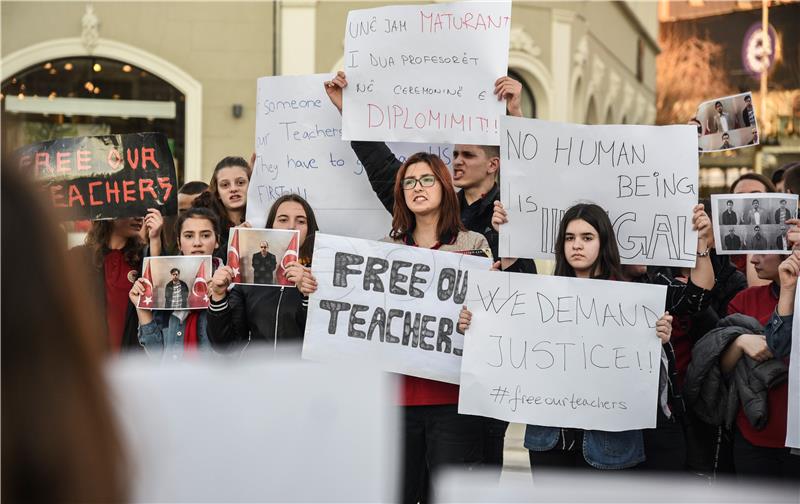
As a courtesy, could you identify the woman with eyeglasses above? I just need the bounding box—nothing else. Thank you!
[303,152,490,502]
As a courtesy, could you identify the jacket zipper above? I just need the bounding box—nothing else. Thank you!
[274,286,285,353]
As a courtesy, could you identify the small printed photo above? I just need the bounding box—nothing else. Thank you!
[227,228,300,287]
[694,92,759,153]
[137,255,213,310]
[711,193,797,255]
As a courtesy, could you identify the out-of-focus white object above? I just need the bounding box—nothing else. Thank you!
[109,351,398,502]
[436,468,799,503]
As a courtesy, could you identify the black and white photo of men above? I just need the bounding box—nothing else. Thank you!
[720,132,733,150]
[164,268,189,309]
[776,225,790,251]
[696,92,759,152]
[707,100,732,134]
[749,225,767,251]
[721,199,738,225]
[741,199,770,225]
[724,227,743,251]
[774,199,792,224]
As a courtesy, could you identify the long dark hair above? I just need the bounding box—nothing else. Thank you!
[266,194,319,265]
[2,167,127,502]
[390,152,463,241]
[554,203,625,280]
[199,156,251,229]
[85,220,144,270]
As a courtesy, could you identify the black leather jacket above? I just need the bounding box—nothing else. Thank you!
[206,284,307,354]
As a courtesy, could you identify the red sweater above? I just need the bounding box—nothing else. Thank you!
[727,284,789,448]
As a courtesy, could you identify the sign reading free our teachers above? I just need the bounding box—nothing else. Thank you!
[303,233,491,384]
[459,270,667,431]
[499,116,699,268]
[342,1,511,145]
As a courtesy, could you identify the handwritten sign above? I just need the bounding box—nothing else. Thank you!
[248,74,451,239]
[341,1,511,145]
[303,233,491,384]
[499,116,699,267]
[14,132,177,220]
[458,270,666,431]
[787,288,800,449]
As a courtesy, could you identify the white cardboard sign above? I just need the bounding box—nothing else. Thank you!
[341,1,511,145]
[249,74,451,240]
[459,270,667,431]
[110,357,398,502]
[499,116,700,267]
[787,288,800,449]
[303,233,492,384]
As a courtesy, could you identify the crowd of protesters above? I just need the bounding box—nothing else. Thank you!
[3,71,798,503]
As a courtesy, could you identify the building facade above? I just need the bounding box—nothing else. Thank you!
[2,1,658,183]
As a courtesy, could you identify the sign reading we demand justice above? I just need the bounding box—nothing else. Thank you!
[303,233,491,384]
[15,132,177,220]
[342,1,511,145]
[499,117,699,267]
[459,270,667,431]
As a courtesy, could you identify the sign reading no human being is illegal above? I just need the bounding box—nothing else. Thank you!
[499,116,699,268]
[303,233,491,384]
[458,270,667,431]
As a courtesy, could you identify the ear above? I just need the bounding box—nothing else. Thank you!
[487,156,500,176]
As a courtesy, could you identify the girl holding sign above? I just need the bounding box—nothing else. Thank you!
[128,207,221,358]
[461,202,715,470]
[294,152,492,502]
[206,194,318,352]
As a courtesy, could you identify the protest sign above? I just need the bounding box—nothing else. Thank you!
[110,357,398,502]
[226,228,299,287]
[303,233,491,384]
[341,1,511,145]
[15,132,177,220]
[248,74,451,240]
[787,287,800,449]
[138,255,212,310]
[711,193,797,255]
[696,92,759,152]
[498,116,699,267]
[458,270,667,431]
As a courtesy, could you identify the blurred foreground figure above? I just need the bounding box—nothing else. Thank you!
[1,165,127,502]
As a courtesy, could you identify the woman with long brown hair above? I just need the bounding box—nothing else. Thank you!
[195,156,251,262]
[207,193,320,352]
[70,212,157,353]
[2,167,127,502]
[296,152,491,503]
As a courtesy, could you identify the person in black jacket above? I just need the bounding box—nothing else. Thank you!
[206,194,318,353]
[251,241,277,284]
[324,71,538,470]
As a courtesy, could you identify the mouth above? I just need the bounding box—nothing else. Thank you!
[190,250,206,255]
[413,195,427,202]
[570,254,585,260]
[130,221,143,231]
[453,168,464,180]
[229,194,242,202]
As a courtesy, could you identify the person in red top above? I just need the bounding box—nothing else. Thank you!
[70,211,161,353]
[721,252,798,478]
[298,153,492,503]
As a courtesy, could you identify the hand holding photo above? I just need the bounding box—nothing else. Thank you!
[695,92,759,153]
[136,256,213,310]
[226,228,300,287]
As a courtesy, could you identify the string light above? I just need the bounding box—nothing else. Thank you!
[84,81,95,92]
[93,87,101,95]
[64,62,73,71]
[43,62,52,70]
[93,63,102,72]
[122,64,132,73]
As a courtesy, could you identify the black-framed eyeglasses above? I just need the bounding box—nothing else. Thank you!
[402,174,436,190]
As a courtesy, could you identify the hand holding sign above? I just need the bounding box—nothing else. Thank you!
[209,265,235,301]
[324,71,348,114]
